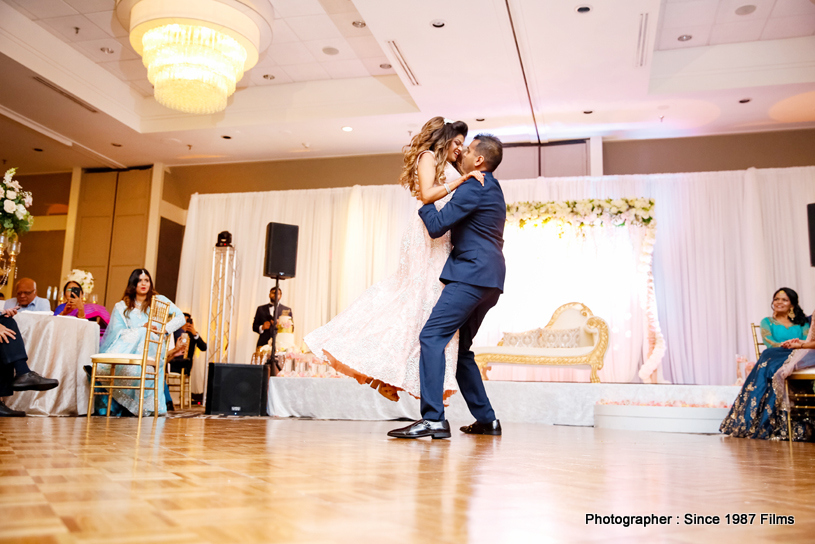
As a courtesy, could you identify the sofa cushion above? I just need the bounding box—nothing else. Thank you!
[502,329,542,348]
[472,345,595,358]
[540,327,581,348]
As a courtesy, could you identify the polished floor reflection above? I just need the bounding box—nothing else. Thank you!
[1,417,814,543]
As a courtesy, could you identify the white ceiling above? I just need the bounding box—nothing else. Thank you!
[0,0,814,174]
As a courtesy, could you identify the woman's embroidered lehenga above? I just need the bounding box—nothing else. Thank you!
[96,295,185,416]
[304,160,460,401]
[721,315,815,441]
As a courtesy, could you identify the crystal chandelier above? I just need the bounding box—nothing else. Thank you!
[116,0,273,115]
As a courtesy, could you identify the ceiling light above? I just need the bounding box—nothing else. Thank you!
[262,74,275,80]
[322,46,339,56]
[100,47,114,54]
[351,20,366,28]
[735,5,756,15]
[111,143,123,147]
[677,34,692,42]
[576,5,592,13]
[430,20,446,28]
[221,135,232,139]
[739,98,752,104]
[33,148,43,152]
[342,126,353,132]
[475,118,485,122]
[583,110,593,114]
[379,63,392,69]
[116,0,273,115]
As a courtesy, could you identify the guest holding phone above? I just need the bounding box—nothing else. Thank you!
[54,280,110,337]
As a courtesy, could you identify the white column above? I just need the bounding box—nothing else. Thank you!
[589,136,604,177]
[144,163,165,274]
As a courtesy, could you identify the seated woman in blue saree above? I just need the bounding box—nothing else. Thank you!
[721,288,811,441]
[95,269,184,416]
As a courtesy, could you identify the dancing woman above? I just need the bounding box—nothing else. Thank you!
[304,117,484,401]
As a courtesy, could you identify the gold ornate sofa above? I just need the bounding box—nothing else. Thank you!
[473,302,609,383]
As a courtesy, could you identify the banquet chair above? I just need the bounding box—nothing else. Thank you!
[87,299,171,419]
[166,363,191,410]
[750,323,765,361]
[785,369,815,441]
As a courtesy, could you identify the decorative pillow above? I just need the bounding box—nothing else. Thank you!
[502,329,541,348]
[539,327,581,348]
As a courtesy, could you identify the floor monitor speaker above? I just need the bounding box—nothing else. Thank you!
[205,363,269,416]
[264,222,298,279]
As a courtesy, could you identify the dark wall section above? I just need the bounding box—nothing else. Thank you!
[155,217,185,304]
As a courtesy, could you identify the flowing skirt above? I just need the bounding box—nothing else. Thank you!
[720,348,813,441]
[304,200,459,401]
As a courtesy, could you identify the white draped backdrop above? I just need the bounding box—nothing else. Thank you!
[176,166,815,393]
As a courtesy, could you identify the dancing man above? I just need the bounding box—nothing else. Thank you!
[388,134,506,439]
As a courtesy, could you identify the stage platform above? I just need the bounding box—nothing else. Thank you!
[266,377,740,427]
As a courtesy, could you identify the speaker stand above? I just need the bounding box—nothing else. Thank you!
[270,275,281,375]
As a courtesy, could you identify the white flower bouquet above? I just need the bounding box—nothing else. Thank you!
[1,168,33,237]
[506,197,655,230]
[65,269,95,295]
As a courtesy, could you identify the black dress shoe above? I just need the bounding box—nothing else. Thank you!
[460,419,502,435]
[0,400,25,417]
[12,371,59,392]
[388,419,451,439]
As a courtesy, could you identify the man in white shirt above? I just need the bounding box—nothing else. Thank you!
[3,278,51,312]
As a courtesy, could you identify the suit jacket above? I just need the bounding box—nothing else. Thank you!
[418,172,506,291]
[171,329,207,361]
[252,303,293,347]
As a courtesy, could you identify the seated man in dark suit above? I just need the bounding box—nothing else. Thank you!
[164,313,207,411]
[0,308,59,417]
[252,287,293,348]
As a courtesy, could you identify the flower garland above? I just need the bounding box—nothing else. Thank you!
[1,168,34,237]
[64,269,95,295]
[506,197,654,229]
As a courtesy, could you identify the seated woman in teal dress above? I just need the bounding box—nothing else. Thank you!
[721,287,812,441]
[96,269,184,416]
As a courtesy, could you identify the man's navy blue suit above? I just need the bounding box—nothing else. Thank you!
[418,171,506,422]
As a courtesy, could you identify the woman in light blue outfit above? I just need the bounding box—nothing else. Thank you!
[721,288,812,441]
[97,269,185,416]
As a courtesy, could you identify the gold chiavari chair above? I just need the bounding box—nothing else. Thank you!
[165,345,192,410]
[786,368,815,441]
[87,298,171,419]
[750,323,765,362]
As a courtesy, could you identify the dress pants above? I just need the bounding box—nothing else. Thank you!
[419,281,501,422]
[0,316,27,397]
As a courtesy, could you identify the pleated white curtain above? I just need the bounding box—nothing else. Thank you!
[176,166,815,392]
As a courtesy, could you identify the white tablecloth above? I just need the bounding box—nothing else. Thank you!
[6,312,99,416]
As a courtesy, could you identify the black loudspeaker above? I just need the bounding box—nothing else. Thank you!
[264,222,298,279]
[205,363,269,416]
[808,203,815,267]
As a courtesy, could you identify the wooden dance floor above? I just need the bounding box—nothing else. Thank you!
[1,417,814,543]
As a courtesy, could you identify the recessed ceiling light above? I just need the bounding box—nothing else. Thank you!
[739,98,752,104]
[583,110,593,114]
[262,74,275,80]
[475,118,485,122]
[33,148,43,152]
[111,143,122,147]
[677,34,692,42]
[100,47,114,54]
[351,20,366,28]
[342,126,353,132]
[221,135,232,139]
[379,63,392,69]
[430,19,446,28]
[735,4,756,15]
[322,46,339,56]
[576,5,592,13]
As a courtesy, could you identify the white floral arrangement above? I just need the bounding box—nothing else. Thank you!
[1,168,34,237]
[507,197,655,229]
[65,269,95,295]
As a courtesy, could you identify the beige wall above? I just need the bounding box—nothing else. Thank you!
[164,153,404,210]
[604,128,815,175]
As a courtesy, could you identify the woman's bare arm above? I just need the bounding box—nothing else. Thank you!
[416,152,484,205]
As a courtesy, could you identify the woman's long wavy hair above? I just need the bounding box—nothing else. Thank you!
[123,268,157,317]
[398,117,468,195]
[772,287,808,326]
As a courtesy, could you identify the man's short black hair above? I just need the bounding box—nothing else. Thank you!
[473,133,503,172]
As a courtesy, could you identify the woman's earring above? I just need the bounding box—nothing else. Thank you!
[788,308,795,320]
